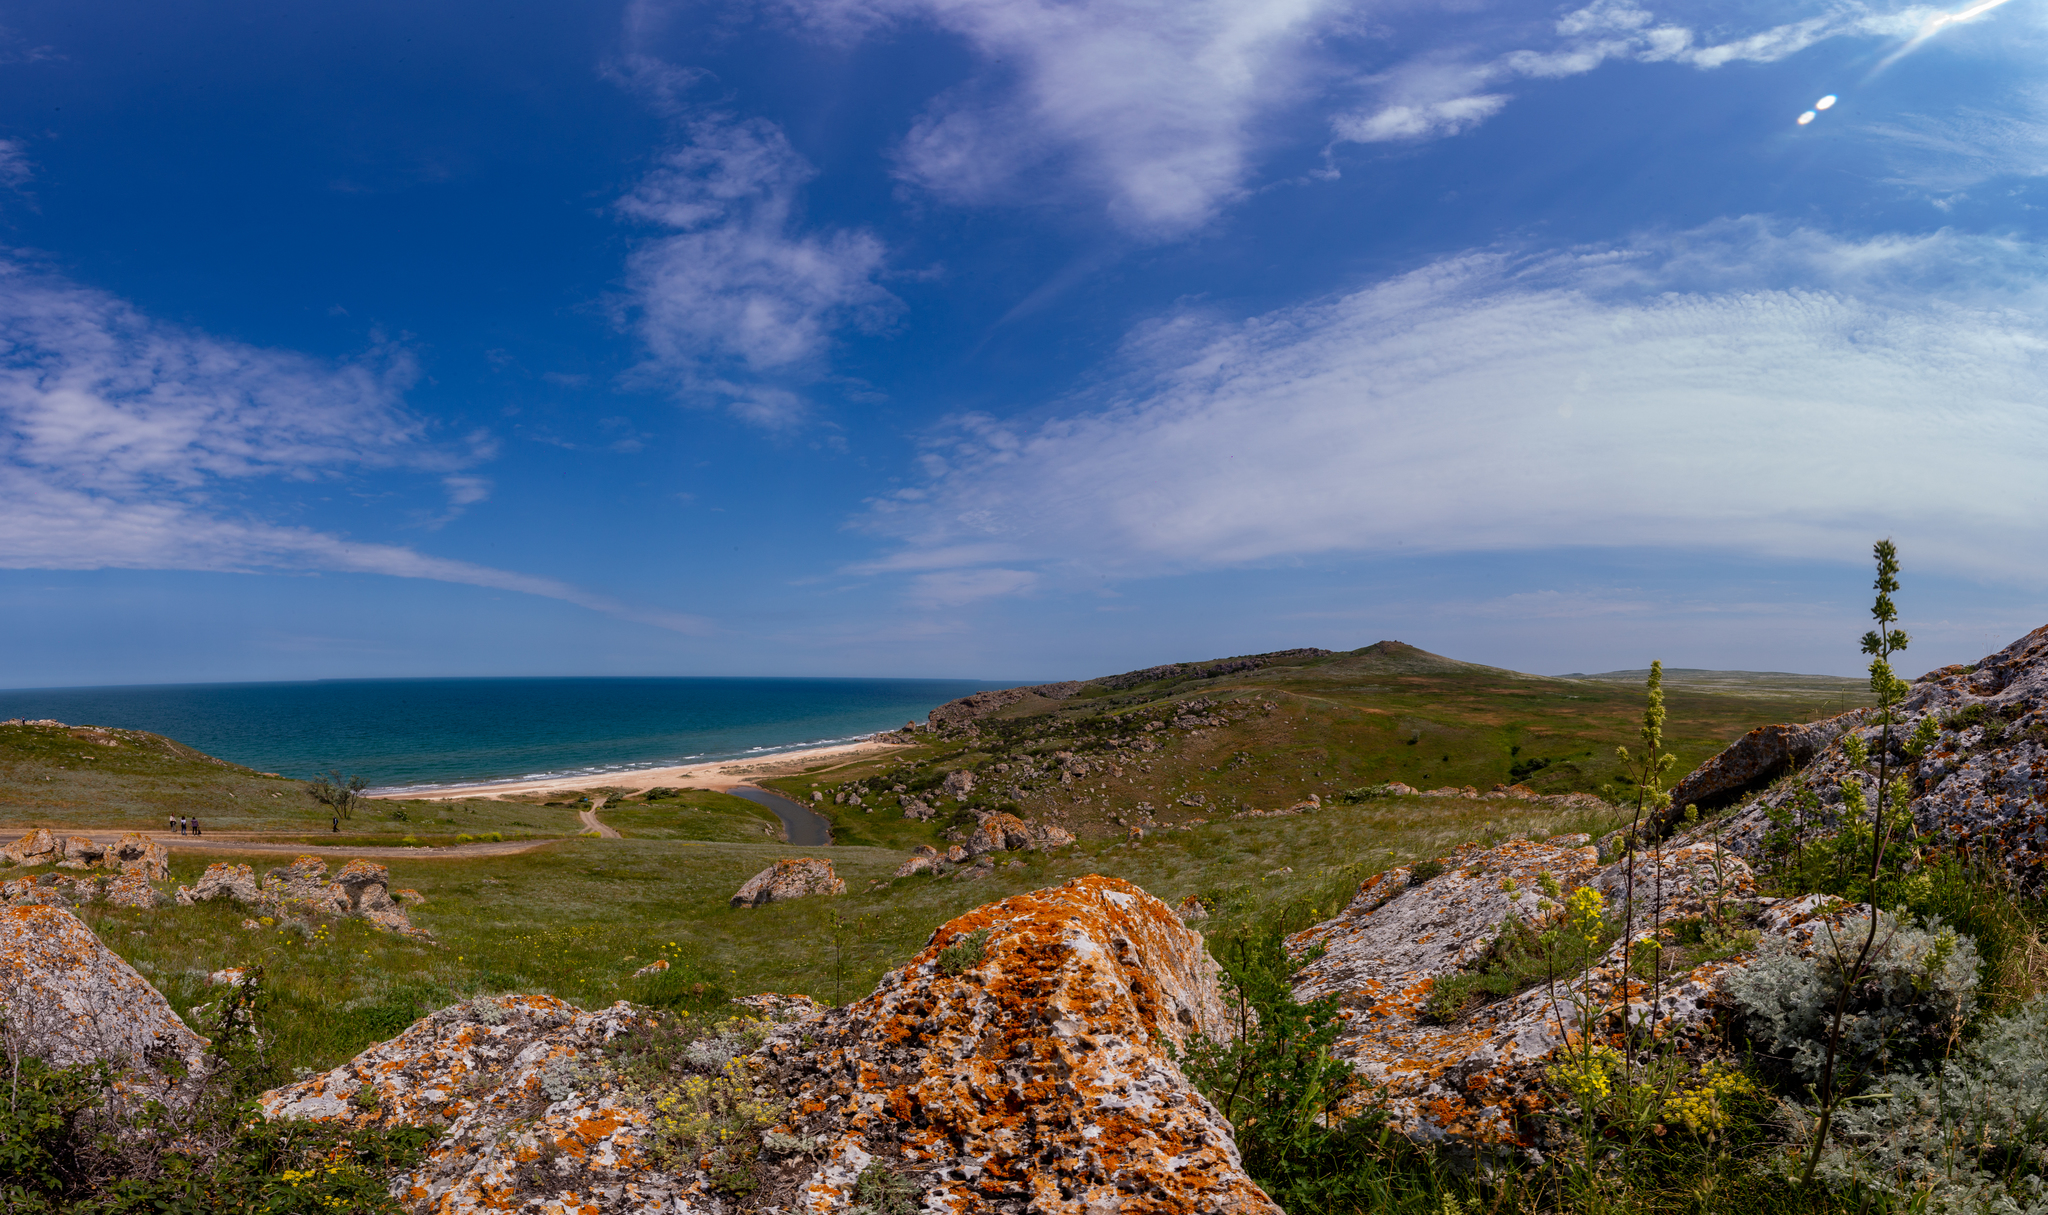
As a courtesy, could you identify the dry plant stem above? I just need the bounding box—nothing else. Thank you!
[1800,539,1909,1192]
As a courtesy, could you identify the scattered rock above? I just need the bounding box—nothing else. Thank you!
[176,862,261,905]
[109,833,169,881]
[731,858,846,908]
[1176,894,1209,922]
[173,857,428,937]
[58,835,104,870]
[1286,836,1794,1148]
[0,828,58,866]
[632,959,668,977]
[0,904,208,1082]
[900,796,935,821]
[105,873,167,909]
[940,769,975,800]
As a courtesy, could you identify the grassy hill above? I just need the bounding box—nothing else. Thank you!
[759,641,1872,846]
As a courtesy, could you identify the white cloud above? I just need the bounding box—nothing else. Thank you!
[0,139,30,193]
[616,113,900,426]
[907,567,1039,607]
[795,0,1339,238]
[863,222,2048,591]
[1336,0,1933,145]
[0,255,710,634]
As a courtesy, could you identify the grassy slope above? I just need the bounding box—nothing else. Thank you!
[759,641,1870,844]
[81,790,1623,1075]
[12,643,1868,1078]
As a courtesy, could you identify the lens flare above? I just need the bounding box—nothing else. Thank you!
[1797,111,1817,125]
[1870,0,2019,77]
[1815,95,1837,110]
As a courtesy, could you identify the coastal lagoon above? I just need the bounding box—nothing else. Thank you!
[0,676,1018,791]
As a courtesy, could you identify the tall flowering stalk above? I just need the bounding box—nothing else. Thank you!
[1614,661,1676,1042]
[1800,540,1917,1189]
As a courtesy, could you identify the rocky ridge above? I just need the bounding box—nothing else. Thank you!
[1695,623,2048,880]
[249,874,1275,1214]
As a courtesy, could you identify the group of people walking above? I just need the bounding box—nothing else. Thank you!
[166,815,202,836]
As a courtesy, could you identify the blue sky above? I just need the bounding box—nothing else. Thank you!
[2,0,2045,688]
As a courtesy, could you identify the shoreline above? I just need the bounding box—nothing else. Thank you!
[367,736,913,801]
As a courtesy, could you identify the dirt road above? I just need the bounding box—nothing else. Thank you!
[66,831,566,859]
[579,798,620,839]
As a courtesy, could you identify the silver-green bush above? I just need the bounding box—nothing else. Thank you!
[1724,911,1979,1087]
[1807,994,2048,1214]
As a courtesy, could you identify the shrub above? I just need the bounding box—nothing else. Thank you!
[1725,911,1979,1092]
[1810,993,2048,1213]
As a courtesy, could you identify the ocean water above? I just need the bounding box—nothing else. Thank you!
[0,677,1017,792]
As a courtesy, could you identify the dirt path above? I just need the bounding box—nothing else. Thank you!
[579,798,621,839]
[65,831,566,859]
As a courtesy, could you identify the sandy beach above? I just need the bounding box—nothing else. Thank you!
[367,736,913,801]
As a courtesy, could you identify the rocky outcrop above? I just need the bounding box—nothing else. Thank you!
[0,904,208,1078]
[5,831,171,882]
[1287,835,1778,1146]
[730,858,846,907]
[1662,711,1868,822]
[1699,623,2048,883]
[261,995,701,1214]
[926,682,1086,727]
[765,875,1273,1213]
[1,828,59,866]
[176,861,261,905]
[260,876,1275,1214]
[966,811,1074,855]
[940,769,975,799]
[170,857,428,937]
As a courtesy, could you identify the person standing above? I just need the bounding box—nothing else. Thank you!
[167,814,176,834]
[191,817,201,837]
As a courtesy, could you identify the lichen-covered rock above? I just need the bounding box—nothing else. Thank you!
[263,856,345,912]
[1698,622,2048,884]
[730,858,845,908]
[765,875,1274,1214]
[1,828,59,866]
[58,836,104,870]
[966,812,1033,855]
[260,995,711,1215]
[940,768,975,799]
[0,904,207,1076]
[260,878,1277,1215]
[109,833,169,881]
[105,873,167,909]
[177,862,262,905]
[1288,835,1807,1147]
[1664,712,1868,820]
[1592,843,1755,924]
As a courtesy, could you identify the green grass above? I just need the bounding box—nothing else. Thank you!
[74,791,1628,1078]
[757,643,1871,846]
[596,788,785,841]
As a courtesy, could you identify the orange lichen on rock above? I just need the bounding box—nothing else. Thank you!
[0,903,207,1081]
[763,874,1279,1214]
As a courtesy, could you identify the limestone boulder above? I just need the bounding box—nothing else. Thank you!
[58,836,104,870]
[1663,710,1868,824]
[259,877,1278,1215]
[105,874,167,909]
[966,811,1032,855]
[176,861,262,905]
[263,856,346,914]
[1,828,59,866]
[109,833,169,881]
[900,796,936,821]
[0,904,207,1077]
[762,875,1275,1213]
[261,995,705,1214]
[1287,836,1806,1147]
[730,858,846,908]
[940,768,975,799]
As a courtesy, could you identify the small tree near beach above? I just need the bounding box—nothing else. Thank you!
[305,770,368,822]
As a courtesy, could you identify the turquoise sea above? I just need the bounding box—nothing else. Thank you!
[0,677,1019,793]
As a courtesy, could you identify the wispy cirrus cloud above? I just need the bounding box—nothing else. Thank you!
[789,0,1341,239]
[1335,0,1930,145]
[0,254,710,633]
[861,222,2048,601]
